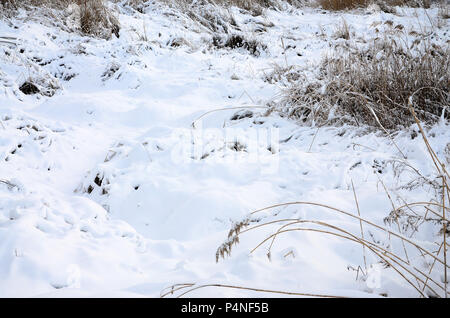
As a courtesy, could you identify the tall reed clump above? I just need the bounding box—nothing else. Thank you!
[78,0,120,39]
[280,34,449,129]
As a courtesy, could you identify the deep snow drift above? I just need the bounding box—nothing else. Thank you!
[0,2,449,297]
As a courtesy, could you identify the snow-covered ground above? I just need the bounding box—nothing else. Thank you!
[0,2,449,297]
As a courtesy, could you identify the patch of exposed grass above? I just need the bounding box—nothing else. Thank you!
[0,0,120,39]
[318,0,433,11]
[78,0,120,39]
[318,0,369,11]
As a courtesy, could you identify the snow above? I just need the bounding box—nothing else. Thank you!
[0,2,448,297]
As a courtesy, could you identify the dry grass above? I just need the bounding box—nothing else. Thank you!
[162,101,449,297]
[438,2,450,19]
[318,0,369,11]
[157,0,302,37]
[160,283,345,297]
[212,34,267,56]
[280,34,449,129]
[0,0,120,39]
[1,0,73,10]
[163,0,278,15]
[386,0,431,8]
[208,95,449,298]
[78,0,120,39]
[0,0,14,8]
[333,18,350,39]
[318,0,433,10]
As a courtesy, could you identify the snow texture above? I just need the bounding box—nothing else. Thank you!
[0,2,448,297]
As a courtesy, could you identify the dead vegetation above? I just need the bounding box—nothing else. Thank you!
[212,34,267,56]
[318,0,370,11]
[318,0,434,11]
[386,0,432,8]
[19,82,40,95]
[279,34,449,129]
[78,0,120,39]
[0,0,120,39]
[0,0,73,11]
[210,101,449,297]
[333,18,350,39]
[161,0,296,17]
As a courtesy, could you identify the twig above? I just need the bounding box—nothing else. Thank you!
[378,177,411,264]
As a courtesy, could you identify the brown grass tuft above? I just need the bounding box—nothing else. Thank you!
[209,93,450,298]
[280,34,449,129]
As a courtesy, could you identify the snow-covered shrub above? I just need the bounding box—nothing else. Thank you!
[318,0,370,10]
[280,35,449,129]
